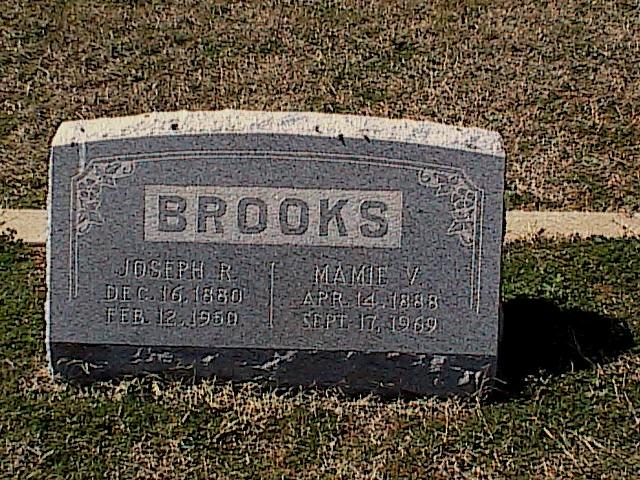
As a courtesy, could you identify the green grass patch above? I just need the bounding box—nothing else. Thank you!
[0,232,638,478]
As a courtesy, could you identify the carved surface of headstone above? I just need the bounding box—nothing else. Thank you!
[47,110,505,395]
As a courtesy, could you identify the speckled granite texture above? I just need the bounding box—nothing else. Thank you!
[47,110,505,396]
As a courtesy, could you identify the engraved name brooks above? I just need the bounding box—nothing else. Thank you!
[144,186,403,248]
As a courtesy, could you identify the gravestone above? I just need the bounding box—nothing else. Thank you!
[47,110,505,396]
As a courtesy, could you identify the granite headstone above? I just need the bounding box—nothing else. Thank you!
[47,110,505,395]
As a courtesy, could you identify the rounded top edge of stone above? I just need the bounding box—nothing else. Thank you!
[51,109,505,157]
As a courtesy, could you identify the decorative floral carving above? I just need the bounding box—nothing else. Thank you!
[76,161,135,235]
[418,168,479,247]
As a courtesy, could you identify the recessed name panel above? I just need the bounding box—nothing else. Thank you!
[143,185,403,248]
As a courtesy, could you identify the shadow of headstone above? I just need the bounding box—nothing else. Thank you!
[496,297,635,395]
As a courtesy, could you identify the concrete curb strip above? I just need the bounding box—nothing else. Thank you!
[1,209,639,245]
[1,209,47,244]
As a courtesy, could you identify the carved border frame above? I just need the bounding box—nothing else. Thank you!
[68,150,485,312]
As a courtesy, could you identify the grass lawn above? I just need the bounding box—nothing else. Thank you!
[1,0,639,478]
[1,231,638,478]
[1,0,639,211]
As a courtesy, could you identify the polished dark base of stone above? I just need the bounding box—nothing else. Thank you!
[49,343,496,397]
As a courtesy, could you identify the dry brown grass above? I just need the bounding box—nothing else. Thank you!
[1,0,639,210]
[8,353,637,479]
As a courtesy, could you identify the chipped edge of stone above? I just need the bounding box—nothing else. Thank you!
[51,109,505,157]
